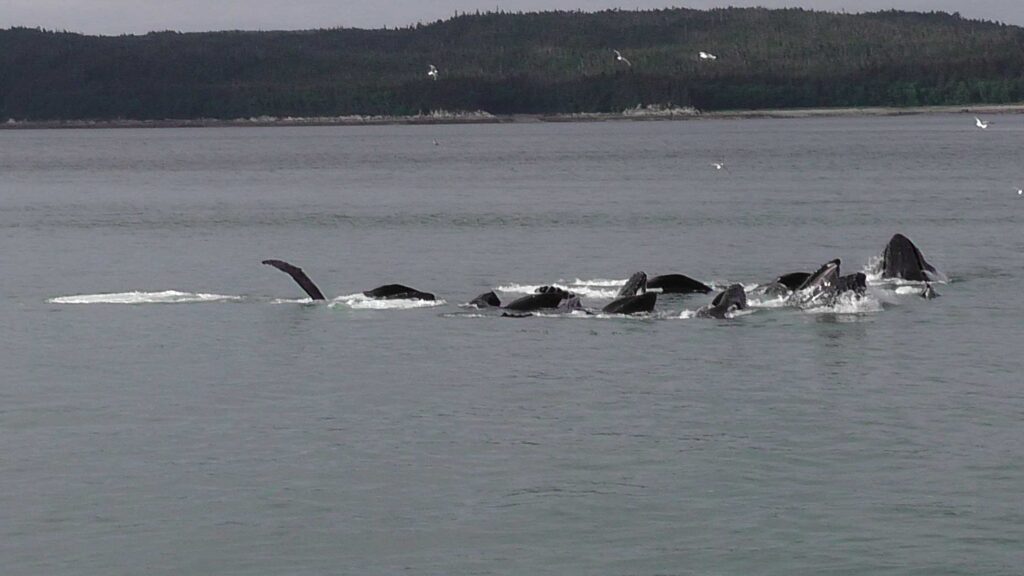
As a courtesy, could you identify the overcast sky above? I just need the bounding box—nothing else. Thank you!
[1,1,1020,35]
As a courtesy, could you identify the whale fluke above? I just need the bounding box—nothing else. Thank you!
[879,233,938,281]
[363,284,436,301]
[469,291,501,308]
[647,274,712,294]
[696,284,747,318]
[262,259,326,301]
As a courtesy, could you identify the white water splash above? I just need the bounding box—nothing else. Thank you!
[746,294,789,309]
[49,291,242,305]
[330,293,446,310]
[495,280,621,300]
[803,291,883,315]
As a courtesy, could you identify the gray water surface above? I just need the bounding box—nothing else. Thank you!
[1,117,1022,575]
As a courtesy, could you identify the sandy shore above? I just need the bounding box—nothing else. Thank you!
[3,103,1023,130]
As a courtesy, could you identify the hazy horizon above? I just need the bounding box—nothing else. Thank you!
[1,1,1021,36]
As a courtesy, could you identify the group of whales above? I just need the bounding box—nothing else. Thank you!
[264,233,942,318]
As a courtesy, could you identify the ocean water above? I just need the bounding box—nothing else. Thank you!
[1,116,1022,575]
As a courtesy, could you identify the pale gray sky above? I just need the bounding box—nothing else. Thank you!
[1,1,1020,35]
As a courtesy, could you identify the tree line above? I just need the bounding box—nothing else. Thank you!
[2,7,1023,120]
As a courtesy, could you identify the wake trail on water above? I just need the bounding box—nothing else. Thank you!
[49,290,243,305]
[495,278,625,300]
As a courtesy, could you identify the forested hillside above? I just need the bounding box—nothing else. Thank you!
[2,8,1023,120]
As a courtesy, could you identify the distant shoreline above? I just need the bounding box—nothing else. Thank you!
[3,104,1024,130]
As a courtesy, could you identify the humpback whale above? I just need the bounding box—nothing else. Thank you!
[789,259,841,307]
[757,271,812,298]
[696,284,748,318]
[602,272,657,314]
[646,274,712,294]
[776,272,811,291]
[468,286,576,314]
[363,284,436,301]
[877,234,940,282]
[468,291,501,308]
[262,260,435,301]
[504,286,574,312]
[836,272,867,295]
[789,259,866,308]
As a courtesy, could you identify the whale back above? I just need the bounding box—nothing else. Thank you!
[363,284,436,301]
[647,274,712,294]
[504,291,566,312]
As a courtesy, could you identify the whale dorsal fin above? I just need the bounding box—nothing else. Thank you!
[262,259,327,300]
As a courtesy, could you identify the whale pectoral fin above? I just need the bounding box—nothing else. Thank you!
[262,259,327,300]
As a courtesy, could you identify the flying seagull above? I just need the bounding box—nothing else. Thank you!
[1017,187,1022,195]
[975,116,989,129]
[712,162,725,170]
[428,65,438,80]
[699,51,718,60]
[613,50,632,67]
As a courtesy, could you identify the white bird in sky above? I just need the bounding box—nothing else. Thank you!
[1017,187,1022,195]
[613,50,632,67]
[699,51,718,60]
[427,64,438,80]
[712,161,725,170]
[975,116,989,129]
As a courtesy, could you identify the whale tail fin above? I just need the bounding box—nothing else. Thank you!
[262,259,327,301]
[618,272,648,297]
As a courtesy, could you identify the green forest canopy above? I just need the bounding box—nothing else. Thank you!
[2,7,1023,120]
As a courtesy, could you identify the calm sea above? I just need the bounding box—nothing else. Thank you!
[1,116,1022,575]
